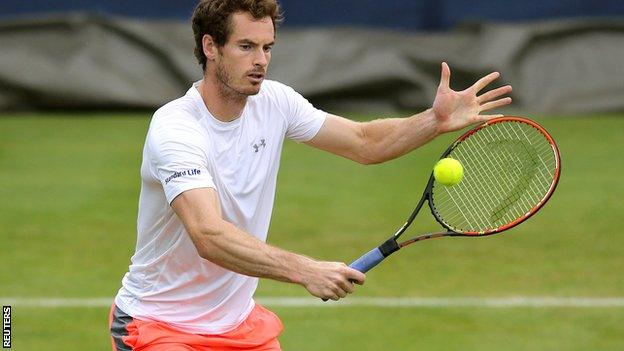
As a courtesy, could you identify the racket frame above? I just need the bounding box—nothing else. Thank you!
[349,116,561,272]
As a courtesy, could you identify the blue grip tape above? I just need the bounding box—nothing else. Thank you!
[349,247,385,273]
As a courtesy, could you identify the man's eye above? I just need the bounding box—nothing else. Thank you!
[264,46,273,53]
[240,44,252,50]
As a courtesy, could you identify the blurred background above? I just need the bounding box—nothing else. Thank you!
[1,1,623,351]
[1,0,623,113]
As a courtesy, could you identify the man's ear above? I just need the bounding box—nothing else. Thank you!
[202,34,218,61]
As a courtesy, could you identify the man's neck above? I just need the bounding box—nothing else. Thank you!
[198,77,247,122]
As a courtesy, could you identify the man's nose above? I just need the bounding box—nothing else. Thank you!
[253,49,269,68]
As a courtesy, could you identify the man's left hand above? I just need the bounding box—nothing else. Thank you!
[432,62,513,134]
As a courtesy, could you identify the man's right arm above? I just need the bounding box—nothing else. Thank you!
[171,187,365,301]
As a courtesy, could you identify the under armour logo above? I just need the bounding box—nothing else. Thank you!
[252,138,266,153]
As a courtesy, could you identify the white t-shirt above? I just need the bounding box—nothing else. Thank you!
[114,80,326,334]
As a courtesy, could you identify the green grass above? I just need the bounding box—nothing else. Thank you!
[1,113,623,350]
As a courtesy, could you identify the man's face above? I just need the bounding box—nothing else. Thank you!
[213,12,275,97]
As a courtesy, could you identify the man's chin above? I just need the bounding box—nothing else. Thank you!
[242,84,262,96]
[216,77,262,99]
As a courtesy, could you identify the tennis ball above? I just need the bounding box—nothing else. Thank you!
[433,158,463,186]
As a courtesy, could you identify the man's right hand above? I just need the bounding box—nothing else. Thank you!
[299,260,366,301]
[172,187,366,301]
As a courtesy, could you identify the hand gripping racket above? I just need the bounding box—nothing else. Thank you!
[350,116,561,273]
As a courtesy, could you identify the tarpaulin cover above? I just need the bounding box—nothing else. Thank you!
[1,14,622,113]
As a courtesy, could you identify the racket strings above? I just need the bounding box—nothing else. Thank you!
[431,120,558,233]
[483,128,541,221]
[459,123,552,228]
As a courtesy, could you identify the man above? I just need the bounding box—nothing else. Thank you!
[110,0,512,350]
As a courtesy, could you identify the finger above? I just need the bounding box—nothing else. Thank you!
[346,268,366,285]
[471,71,500,93]
[326,291,339,301]
[477,85,512,103]
[326,282,347,299]
[479,97,512,112]
[335,287,348,299]
[439,62,450,89]
[476,114,504,123]
[337,279,355,294]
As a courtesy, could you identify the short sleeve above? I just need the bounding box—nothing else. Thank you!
[270,82,326,142]
[147,114,215,204]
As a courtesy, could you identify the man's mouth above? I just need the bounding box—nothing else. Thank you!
[247,72,265,83]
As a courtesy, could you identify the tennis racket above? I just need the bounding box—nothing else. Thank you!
[350,116,561,273]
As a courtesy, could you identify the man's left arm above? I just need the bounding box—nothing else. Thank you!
[305,62,512,164]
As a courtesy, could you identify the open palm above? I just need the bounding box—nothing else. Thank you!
[433,62,512,133]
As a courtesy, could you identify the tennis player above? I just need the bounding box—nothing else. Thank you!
[110,0,512,350]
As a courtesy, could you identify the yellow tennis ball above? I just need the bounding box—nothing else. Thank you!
[433,158,463,186]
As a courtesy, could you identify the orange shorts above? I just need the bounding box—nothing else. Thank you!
[109,303,283,351]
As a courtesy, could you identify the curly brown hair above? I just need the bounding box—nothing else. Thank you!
[192,0,283,71]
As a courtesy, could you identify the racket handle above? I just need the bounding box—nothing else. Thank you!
[349,248,385,273]
[322,248,384,301]
[322,239,400,301]
[349,238,400,273]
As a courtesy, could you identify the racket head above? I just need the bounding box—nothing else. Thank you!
[427,116,561,236]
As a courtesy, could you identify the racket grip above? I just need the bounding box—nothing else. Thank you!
[349,239,400,273]
[323,239,400,301]
[349,248,385,273]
